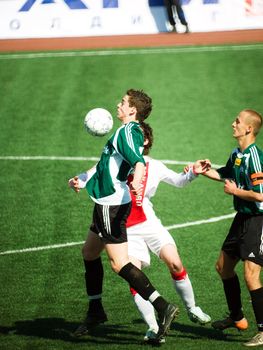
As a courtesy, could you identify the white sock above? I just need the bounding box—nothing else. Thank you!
[133,293,159,332]
[172,270,196,310]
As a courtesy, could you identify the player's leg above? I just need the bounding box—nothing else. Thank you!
[212,213,248,331]
[105,241,179,340]
[243,260,263,346]
[128,256,160,342]
[243,218,263,348]
[144,222,210,325]
[127,232,159,339]
[212,250,248,330]
[160,243,211,325]
[74,230,106,336]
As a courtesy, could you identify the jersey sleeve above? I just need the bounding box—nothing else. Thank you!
[117,123,145,167]
[217,149,237,179]
[249,147,263,194]
[157,160,195,187]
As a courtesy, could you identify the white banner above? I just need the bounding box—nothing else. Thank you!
[0,0,262,39]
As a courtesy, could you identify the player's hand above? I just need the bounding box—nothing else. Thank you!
[193,159,211,174]
[129,181,143,196]
[68,176,80,193]
[224,179,237,195]
[184,164,192,173]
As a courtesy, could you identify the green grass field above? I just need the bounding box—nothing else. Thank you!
[0,43,263,350]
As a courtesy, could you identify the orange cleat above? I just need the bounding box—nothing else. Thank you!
[212,317,248,331]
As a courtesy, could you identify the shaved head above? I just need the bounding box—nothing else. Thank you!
[241,109,262,136]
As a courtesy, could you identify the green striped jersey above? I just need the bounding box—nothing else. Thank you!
[217,143,263,214]
[86,121,145,205]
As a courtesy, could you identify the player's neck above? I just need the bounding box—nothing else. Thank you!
[122,115,138,125]
[238,136,256,152]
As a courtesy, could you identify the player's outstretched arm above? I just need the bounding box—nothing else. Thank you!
[202,168,222,181]
[68,165,97,193]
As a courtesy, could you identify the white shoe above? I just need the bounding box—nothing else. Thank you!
[244,332,263,347]
[188,306,211,325]
[144,328,165,344]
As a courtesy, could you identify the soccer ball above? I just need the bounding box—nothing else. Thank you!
[84,108,113,137]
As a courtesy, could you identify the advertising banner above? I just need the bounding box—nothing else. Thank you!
[0,0,262,39]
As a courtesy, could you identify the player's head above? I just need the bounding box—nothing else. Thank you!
[140,121,153,155]
[233,109,262,139]
[243,109,262,136]
[126,89,152,122]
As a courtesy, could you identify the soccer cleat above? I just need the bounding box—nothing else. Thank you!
[144,329,165,344]
[212,316,248,331]
[243,332,263,347]
[156,303,179,340]
[73,311,108,337]
[188,306,211,325]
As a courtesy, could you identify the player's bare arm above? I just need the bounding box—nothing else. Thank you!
[129,161,145,195]
[202,168,223,181]
[68,165,97,193]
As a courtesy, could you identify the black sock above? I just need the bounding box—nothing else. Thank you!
[223,275,243,321]
[152,296,168,314]
[250,287,263,331]
[84,258,103,297]
[119,263,168,312]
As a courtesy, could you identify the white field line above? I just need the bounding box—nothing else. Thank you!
[0,44,262,60]
[0,155,223,168]
[0,213,235,256]
[165,212,235,230]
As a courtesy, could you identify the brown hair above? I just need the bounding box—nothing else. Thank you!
[127,89,152,122]
[140,121,154,155]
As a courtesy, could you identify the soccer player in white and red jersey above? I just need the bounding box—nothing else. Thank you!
[203,109,263,347]
[126,122,211,342]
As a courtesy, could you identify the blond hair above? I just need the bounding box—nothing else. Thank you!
[243,109,262,136]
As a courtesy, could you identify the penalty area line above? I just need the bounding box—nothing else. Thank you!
[0,213,235,256]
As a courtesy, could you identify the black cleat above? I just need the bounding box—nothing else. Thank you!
[74,311,108,337]
[156,304,179,340]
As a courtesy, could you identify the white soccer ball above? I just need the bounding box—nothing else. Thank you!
[84,108,113,137]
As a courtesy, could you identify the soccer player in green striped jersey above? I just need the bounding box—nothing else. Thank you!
[70,89,178,342]
[203,109,263,347]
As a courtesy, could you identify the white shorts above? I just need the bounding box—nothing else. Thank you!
[127,218,176,268]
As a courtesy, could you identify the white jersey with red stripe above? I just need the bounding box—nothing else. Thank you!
[127,156,197,266]
[127,155,197,227]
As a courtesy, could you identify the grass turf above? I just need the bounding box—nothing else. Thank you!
[0,44,263,349]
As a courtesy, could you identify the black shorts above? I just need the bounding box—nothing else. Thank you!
[90,202,132,244]
[222,212,263,266]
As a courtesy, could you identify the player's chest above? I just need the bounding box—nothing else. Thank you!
[233,153,251,185]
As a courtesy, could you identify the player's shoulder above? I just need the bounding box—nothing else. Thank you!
[248,144,263,161]
[119,122,142,136]
[251,144,263,155]
[145,156,167,170]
